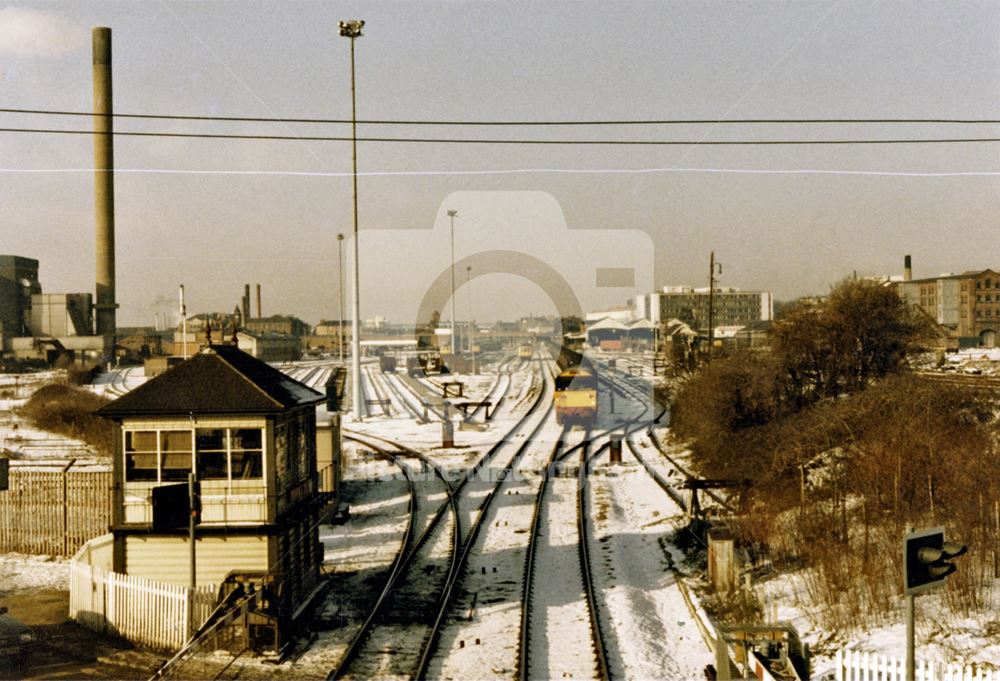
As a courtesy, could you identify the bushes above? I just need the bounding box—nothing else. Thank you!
[19,383,113,454]
[672,279,998,625]
[683,374,1000,624]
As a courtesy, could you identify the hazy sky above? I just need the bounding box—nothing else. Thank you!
[1,1,998,327]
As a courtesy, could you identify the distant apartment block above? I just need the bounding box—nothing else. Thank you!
[636,286,773,332]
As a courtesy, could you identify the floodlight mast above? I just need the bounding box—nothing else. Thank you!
[339,19,364,420]
[448,209,458,356]
[337,233,345,363]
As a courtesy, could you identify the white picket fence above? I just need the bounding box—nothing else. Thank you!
[836,649,996,681]
[69,560,216,650]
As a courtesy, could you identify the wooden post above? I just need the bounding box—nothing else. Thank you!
[928,473,934,522]
[707,527,736,592]
[62,464,69,557]
[609,434,623,465]
[995,501,999,579]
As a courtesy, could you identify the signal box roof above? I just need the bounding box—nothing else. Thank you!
[97,344,324,418]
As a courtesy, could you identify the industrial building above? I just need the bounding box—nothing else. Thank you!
[0,255,110,365]
[894,256,999,348]
[245,315,310,338]
[1,28,121,367]
[0,255,41,337]
[237,330,302,362]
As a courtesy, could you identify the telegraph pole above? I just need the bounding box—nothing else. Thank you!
[707,252,721,357]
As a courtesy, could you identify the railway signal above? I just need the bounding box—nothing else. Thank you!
[903,526,967,681]
[904,526,967,595]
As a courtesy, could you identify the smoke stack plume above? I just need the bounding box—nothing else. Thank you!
[904,255,912,282]
[93,27,116,343]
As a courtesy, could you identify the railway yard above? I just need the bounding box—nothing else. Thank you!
[5,348,1000,679]
[148,349,716,681]
[2,349,722,680]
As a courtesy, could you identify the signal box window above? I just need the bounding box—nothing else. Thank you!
[124,431,157,482]
[196,429,228,480]
[160,430,192,481]
[233,428,263,479]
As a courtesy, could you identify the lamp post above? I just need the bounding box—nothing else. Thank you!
[447,209,458,356]
[467,265,476,373]
[339,19,364,420]
[337,233,345,363]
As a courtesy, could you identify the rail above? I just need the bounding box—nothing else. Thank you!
[415,364,555,678]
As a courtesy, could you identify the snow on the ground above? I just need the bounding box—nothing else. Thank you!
[0,372,107,469]
[650,428,1000,676]
[427,410,568,680]
[33,354,998,678]
[529,454,598,680]
[754,564,1000,678]
[589,445,716,680]
[946,347,1000,363]
[0,553,69,593]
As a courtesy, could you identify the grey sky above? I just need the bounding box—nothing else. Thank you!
[1,1,998,326]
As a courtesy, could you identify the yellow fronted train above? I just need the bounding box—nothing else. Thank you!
[554,365,598,426]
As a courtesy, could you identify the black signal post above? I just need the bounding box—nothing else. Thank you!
[902,526,967,681]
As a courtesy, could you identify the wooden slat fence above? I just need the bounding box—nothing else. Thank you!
[70,560,216,650]
[0,467,111,556]
[836,649,996,681]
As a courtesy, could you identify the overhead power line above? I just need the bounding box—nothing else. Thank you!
[1,126,1000,145]
[2,107,1000,126]
[2,166,998,178]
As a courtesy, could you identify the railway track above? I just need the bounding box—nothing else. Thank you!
[360,365,394,418]
[328,360,551,680]
[519,429,611,680]
[604,361,733,515]
[370,366,427,422]
[578,437,612,681]
[517,347,661,681]
[417,363,556,678]
[915,369,1000,390]
[465,355,516,422]
[326,431,460,680]
[392,371,448,421]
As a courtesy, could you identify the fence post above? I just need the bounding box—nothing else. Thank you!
[835,649,844,681]
[105,570,114,635]
[61,460,73,557]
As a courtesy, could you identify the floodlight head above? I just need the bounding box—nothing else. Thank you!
[337,233,344,241]
[447,209,458,218]
[338,20,364,38]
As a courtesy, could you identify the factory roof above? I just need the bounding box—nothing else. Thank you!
[626,318,656,330]
[97,343,323,417]
[898,269,999,284]
[586,317,629,331]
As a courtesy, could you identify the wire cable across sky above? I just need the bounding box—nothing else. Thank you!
[3,106,1000,126]
[2,126,1000,145]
